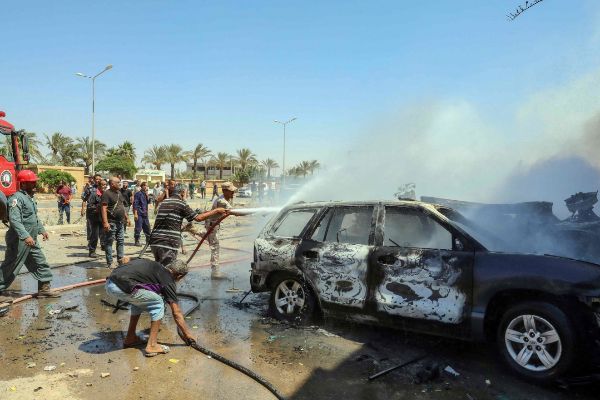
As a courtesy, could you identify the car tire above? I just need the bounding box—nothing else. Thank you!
[496,301,577,383]
[269,273,316,324]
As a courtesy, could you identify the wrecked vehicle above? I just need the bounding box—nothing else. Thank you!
[250,200,600,382]
[421,191,600,264]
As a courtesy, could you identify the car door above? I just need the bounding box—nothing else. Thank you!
[296,205,375,310]
[373,205,473,324]
[255,207,321,273]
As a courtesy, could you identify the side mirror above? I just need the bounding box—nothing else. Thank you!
[454,237,465,251]
[21,133,29,155]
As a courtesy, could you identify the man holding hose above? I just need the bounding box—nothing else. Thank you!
[148,183,228,267]
[204,182,246,279]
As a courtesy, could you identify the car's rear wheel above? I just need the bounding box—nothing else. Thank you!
[269,273,316,324]
[497,301,577,382]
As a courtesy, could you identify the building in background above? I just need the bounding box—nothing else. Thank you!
[134,169,166,184]
[35,165,85,193]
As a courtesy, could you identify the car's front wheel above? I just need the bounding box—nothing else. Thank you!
[269,273,316,324]
[497,301,577,382]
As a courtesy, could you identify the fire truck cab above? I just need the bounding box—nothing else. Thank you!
[0,111,31,221]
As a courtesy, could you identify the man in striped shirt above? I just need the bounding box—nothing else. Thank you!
[149,184,227,266]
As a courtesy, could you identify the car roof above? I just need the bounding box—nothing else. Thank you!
[283,199,441,212]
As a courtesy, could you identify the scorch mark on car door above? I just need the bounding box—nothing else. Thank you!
[375,249,467,323]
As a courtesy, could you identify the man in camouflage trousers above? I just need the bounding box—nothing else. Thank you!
[204,182,244,279]
[0,170,61,304]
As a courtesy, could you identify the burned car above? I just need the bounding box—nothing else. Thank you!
[250,200,600,382]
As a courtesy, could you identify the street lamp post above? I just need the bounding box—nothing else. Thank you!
[75,65,113,175]
[274,117,297,187]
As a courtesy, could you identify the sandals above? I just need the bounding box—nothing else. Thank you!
[144,344,170,357]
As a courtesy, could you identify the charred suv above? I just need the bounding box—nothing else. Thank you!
[250,200,600,382]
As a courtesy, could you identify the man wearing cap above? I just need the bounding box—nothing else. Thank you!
[205,181,245,279]
[148,180,228,267]
[0,170,61,304]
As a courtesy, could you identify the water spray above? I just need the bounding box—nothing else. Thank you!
[229,207,282,215]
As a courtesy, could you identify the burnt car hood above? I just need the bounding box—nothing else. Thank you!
[475,251,600,294]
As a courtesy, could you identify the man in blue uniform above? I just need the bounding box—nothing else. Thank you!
[0,170,60,303]
[133,181,151,246]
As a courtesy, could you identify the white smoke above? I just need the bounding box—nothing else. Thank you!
[287,68,600,216]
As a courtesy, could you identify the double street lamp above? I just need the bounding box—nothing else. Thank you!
[274,117,297,187]
[75,65,113,175]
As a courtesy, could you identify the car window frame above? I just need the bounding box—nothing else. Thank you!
[305,205,377,246]
[380,205,471,251]
[268,207,321,239]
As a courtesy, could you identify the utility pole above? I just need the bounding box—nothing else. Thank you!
[75,65,113,175]
[274,117,297,188]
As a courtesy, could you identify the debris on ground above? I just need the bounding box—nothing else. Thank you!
[316,328,338,337]
[26,362,36,368]
[266,335,278,343]
[169,359,180,364]
[35,325,51,330]
[43,365,56,371]
[443,365,460,377]
[100,372,110,378]
[414,361,440,384]
[368,354,427,381]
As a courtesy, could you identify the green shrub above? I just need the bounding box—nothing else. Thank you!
[37,170,76,191]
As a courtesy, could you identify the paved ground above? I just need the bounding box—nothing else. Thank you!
[0,205,599,399]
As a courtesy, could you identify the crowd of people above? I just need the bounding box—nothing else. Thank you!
[0,171,247,356]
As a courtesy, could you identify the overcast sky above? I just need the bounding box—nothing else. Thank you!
[3,0,600,186]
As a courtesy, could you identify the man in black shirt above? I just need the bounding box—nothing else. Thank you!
[149,183,227,266]
[83,179,106,257]
[101,177,130,268]
[105,257,195,356]
[81,173,103,251]
[120,181,134,235]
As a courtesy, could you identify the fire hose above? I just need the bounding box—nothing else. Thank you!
[177,292,286,400]
[3,213,286,400]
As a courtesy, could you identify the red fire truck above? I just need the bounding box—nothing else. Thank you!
[0,111,31,220]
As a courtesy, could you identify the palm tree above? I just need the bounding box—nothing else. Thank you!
[236,148,257,171]
[287,166,300,178]
[142,145,167,170]
[213,152,230,180]
[45,132,74,163]
[296,161,311,178]
[185,143,211,180]
[308,159,320,175]
[165,144,185,179]
[76,136,107,174]
[261,158,279,179]
[118,141,136,161]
